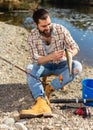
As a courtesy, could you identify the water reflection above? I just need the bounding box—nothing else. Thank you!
[0,11,31,27]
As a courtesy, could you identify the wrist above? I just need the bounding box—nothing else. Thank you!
[49,54,53,62]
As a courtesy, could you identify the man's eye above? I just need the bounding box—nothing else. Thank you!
[42,26,46,27]
[41,23,51,28]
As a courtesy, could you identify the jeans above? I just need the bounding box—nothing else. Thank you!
[26,60,82,99]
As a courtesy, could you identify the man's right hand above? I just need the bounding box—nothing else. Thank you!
[50,50,65,62]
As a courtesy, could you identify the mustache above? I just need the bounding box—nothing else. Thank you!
[38,27,53,37]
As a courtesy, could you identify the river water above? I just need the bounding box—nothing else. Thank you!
[0,4,93,66]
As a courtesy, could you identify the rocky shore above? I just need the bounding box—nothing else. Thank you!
[0,22,93,130]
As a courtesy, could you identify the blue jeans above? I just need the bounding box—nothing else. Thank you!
[26,60,82,99]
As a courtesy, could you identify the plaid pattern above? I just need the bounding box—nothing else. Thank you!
[27,23,79,63]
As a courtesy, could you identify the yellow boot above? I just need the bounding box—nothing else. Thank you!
[20,97,52,119]
[45,84,54,99]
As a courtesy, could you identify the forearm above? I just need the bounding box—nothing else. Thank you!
[37,54,53,65]
[71,48,78,57]
[37,50,64,65]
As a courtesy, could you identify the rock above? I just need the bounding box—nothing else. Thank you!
[3,118,15,125]
[12,111,20,122]
[15,122,28,130]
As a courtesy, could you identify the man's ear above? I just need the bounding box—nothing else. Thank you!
[34,22,38,28]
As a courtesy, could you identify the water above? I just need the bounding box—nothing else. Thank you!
[0,4,93,66]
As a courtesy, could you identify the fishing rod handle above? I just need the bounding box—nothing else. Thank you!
[50,99,93,103]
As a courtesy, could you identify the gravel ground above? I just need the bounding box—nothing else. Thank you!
[0,22,93,130]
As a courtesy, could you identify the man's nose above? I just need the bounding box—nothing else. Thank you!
[45,25,50,30]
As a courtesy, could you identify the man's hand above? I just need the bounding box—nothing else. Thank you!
[50,50,65,62]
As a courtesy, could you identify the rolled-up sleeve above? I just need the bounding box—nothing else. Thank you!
[63,26,79,50]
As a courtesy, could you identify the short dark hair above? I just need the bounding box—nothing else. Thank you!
[32,8,49,24]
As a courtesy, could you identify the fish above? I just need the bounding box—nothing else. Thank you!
[64,48,72,76]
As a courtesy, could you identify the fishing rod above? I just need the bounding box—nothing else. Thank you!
[0,56,42,83]
[50,98,93,104]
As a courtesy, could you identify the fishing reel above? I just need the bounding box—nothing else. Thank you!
[74,106,91,118]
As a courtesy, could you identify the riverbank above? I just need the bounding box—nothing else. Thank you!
[0,0,39,11]
[0,22,93,130]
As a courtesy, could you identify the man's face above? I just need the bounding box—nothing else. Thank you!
[36,16,52,37]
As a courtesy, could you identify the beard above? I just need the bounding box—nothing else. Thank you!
[38,28,53,38]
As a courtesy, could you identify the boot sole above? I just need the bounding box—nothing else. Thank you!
[43,112,53,118]
[20,113,53,119]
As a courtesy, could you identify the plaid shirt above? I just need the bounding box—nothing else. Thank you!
[27,23,79,63]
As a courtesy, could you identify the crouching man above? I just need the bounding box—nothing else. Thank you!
[20,8,82,118]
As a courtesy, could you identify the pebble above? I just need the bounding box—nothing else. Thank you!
[3,118,15,125]
[0,124,10,129]
[15,122,28,130]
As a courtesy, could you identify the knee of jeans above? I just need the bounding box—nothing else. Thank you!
[73,61,82,75]
[25,64,33,73]
[79,65,82,74]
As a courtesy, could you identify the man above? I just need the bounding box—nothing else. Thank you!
[20,8,82,118]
